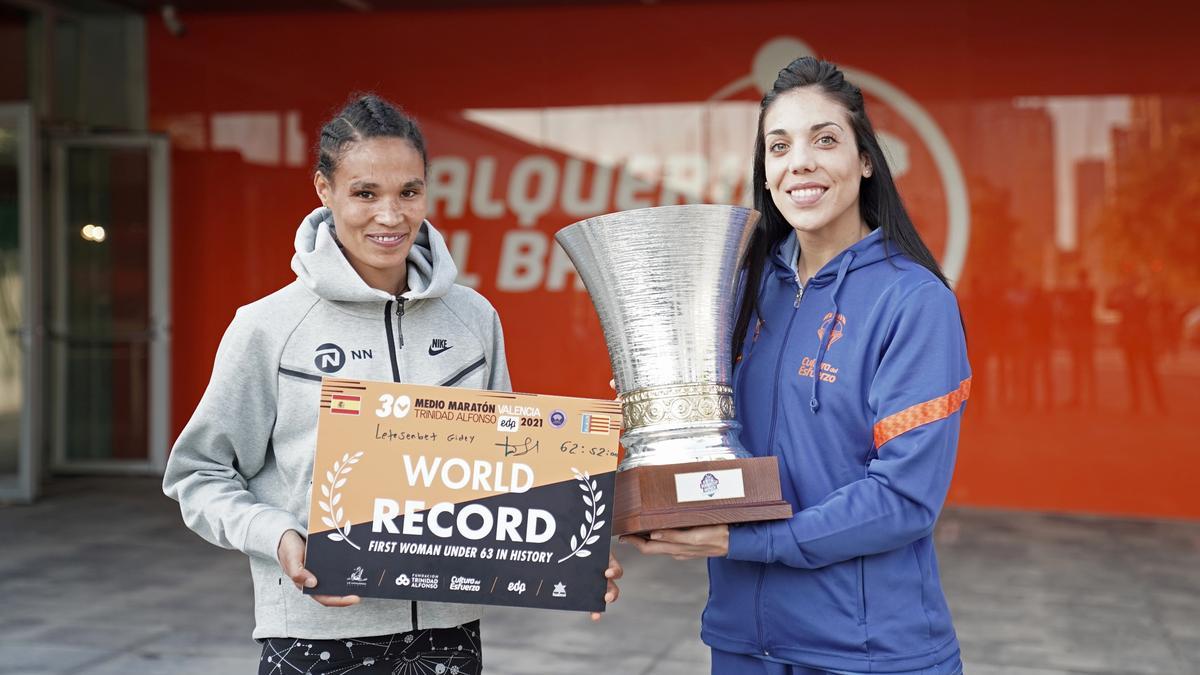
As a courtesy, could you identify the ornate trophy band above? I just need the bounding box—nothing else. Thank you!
[622,383,734,428]
[555,204,793,535]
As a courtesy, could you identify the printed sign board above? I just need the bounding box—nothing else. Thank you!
[304,378,622,612]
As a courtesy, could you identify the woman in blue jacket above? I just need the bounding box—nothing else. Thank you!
[626,57,970,674]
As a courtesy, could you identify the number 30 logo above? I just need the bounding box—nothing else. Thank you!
[375,394,412,418]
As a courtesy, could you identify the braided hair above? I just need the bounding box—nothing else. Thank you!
[315,93,427,181]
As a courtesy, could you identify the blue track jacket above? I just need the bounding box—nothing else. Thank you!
[702,229,971,672]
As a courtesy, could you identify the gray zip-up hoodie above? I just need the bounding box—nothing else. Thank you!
[163,207,510,639]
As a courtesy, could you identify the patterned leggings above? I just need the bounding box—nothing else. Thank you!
[258,620,481,675]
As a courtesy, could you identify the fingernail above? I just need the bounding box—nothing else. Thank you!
[605,569,614,578]
[617,537,626,544]
[651,532,662,540]
[304,578,317,588]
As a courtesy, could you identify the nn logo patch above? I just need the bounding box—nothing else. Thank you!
[314,343,345,373]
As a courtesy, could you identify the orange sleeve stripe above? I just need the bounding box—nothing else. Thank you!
[873,378,972,448]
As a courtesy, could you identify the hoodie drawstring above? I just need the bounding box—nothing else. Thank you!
[809,252,854,413]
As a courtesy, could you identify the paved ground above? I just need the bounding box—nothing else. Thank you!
[1,477,1198,674]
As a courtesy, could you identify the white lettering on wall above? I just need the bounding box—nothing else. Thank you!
[508,156,558,226]
[425,153,762,293]
[561,158,612,216]
[614,155,658,211]
[470,157,506,218]
[428,157,468,218]
[496,230,548,291]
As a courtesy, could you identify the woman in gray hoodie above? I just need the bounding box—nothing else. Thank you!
[164,95,620,674]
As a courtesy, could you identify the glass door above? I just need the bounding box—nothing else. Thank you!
[0,103,40,502]
[49,135,170,474]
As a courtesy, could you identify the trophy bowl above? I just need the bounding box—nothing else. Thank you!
[555,204,792,535]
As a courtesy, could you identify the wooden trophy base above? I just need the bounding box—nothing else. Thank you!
[613,456,793,535]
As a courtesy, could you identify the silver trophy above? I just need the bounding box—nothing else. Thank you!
[556,204,791,534]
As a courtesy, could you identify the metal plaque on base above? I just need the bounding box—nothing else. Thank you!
[555,204,793,536]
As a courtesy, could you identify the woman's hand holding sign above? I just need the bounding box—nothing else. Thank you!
[277,529,361,607]
[590,551,623,621]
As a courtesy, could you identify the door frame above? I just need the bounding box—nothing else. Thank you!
[0,103,41,502]
[48,133,171,475]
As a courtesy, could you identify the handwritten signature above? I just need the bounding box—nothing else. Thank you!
[495,436,540,457]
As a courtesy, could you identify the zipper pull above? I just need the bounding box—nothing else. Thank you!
[794,284,804,308]
[395,296,406,349]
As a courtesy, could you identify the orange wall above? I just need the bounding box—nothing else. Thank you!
[148,1,1200,519]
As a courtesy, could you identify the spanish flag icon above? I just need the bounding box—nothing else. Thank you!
[330,394,362,415]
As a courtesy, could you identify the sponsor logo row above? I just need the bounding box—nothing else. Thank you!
[347,568,569,599]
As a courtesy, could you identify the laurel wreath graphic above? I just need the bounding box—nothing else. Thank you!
[319,451,364,550]
[556,468,606,563]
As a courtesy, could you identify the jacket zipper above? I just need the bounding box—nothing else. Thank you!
[384,298,406,383]
[754,566,768,656]
[395,295,406,349]
[383,296,415,628]
[858,456,872,626]
[756,275,805,654]
[858,557,867,625]
[765,276,805,456]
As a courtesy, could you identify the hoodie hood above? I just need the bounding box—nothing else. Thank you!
[770,226,888,284]
[290,206,458,303]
